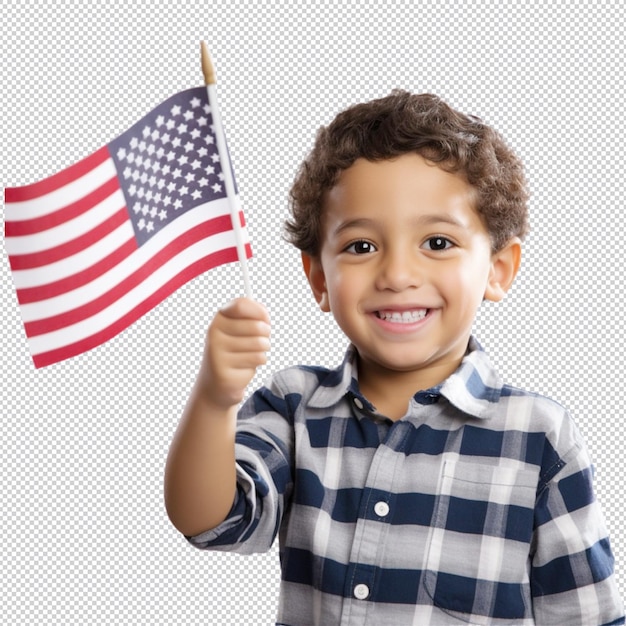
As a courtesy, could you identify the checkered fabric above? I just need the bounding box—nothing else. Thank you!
[188,338,624,625]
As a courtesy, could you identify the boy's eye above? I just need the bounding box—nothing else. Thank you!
[345,240,376,254]
[423,236,454,251]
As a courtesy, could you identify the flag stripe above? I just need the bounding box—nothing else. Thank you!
[17,199,237,321]
[4,176,119,237]
[27,230,251,357]
[31,246,245,368]
[4,187,124,257]
[4,146,111,205]
[9,222,134,290]
[8,207,129,271]
[15,238,137,305]
[24,214,234,336]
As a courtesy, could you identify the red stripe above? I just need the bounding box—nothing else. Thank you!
[24,214,234,337]
[32,247,240,368]
[8,207,128,271]
[4,146,111,203]
[5,177,120,236]
[15,238,137,304]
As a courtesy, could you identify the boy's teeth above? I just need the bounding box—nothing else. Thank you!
[377,310,427,323]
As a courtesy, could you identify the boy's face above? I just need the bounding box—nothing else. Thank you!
[303,153,520,391]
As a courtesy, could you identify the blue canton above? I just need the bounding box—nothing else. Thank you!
[108,87,233,247]
[188,337,624,625]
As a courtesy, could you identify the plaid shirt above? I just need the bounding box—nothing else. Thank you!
[188,338,624,625]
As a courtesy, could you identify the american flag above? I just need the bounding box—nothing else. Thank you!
[4,86,251,368]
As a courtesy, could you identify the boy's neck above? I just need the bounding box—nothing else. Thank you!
[356,354,463,421]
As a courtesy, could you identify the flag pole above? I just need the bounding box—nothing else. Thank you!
[201,41,252,298]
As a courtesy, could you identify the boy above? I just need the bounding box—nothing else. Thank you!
[164,91,624,625]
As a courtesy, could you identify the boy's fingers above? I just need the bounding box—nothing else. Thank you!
[220,297,270,324]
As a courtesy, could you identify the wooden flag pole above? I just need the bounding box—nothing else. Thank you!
[201,41,252,298]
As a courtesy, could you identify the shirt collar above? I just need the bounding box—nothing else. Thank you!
[307,336,504,420]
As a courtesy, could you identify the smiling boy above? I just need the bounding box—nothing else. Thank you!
[165,91,624,625]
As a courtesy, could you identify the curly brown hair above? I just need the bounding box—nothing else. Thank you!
[285,90,529,256]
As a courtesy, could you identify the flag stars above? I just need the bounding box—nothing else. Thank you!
[113,90,233,245]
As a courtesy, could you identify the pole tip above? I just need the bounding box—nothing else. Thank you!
[200,41,216,85]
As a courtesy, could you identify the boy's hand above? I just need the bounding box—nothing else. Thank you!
[201,298,271,410]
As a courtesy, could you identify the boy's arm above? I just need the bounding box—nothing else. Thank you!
[531,443,624,625]
[164,298,270,537]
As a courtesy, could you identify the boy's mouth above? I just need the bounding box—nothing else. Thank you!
[375,309,428,324]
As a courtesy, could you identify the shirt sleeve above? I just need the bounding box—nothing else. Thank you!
[531,434,624,625]
[186,373,295,555]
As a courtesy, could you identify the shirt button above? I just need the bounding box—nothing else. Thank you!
[353,583,370,600]
[353,397,364,410]
[374,501,390,517]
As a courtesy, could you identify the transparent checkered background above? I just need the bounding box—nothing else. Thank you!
[2,1,624,624]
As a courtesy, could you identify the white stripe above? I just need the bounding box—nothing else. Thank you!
[10,221,135,289]
[4,189,125,255]
[4,158,117,220]
[28,226,241,356]
[19,197,237,321]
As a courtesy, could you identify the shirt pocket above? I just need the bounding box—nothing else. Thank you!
[423,459,537,624]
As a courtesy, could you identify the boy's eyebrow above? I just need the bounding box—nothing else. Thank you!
[332,214,468,236]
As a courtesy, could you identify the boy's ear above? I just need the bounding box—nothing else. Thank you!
[484,238,522,302]
[301,253,331,312]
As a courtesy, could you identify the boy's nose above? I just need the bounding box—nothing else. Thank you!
[375,250,423,291]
